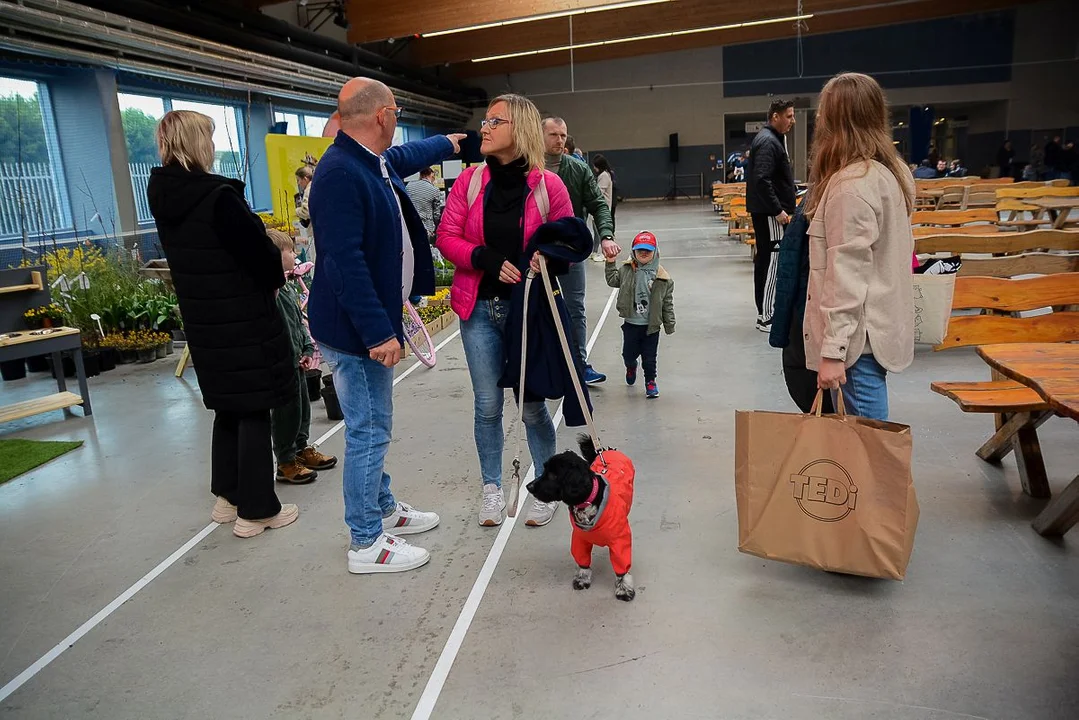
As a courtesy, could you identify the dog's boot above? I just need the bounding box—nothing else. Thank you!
[573,566,593,590]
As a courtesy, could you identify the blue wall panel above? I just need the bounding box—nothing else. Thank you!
[723,12,1014,98]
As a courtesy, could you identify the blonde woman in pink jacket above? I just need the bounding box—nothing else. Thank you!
[436,94,575,528]
[803,73,916,421]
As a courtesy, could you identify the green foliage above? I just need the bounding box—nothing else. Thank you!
[121,108,160,164]
[0,93,48,164]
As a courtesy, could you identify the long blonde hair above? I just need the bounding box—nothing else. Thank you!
[490,94,545,171]
[804,73,913,217]
[156,110,215,172]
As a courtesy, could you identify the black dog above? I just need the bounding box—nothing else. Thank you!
[527,435,636,601]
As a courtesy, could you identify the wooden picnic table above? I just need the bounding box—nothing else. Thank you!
[1027,197,1079,230]
[977,343,1079,536]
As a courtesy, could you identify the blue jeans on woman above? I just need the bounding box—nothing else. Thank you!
[833,353,889,422]
[320,344,396,547]
[460,298,557,487]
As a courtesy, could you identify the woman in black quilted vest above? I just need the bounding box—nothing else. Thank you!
[147,110,299,539]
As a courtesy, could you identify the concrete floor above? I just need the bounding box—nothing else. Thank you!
[1,200,1077,719]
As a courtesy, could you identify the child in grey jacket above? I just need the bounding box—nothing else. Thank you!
[604,230,675,398]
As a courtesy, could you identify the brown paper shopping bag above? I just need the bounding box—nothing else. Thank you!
[734,392,919,580]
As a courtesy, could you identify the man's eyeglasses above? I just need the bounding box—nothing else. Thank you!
[382,106,403,119]
[480,117,511,130]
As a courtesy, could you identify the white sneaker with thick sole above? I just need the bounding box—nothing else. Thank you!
[211,496,237,524]
[479,484,506,527]
[348,533,430,574]
[524,499,559,527]
[233,504,299,538]
[382,501,439,535]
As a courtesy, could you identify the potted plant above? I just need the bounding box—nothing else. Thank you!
[0,358,26,381]
[153,331,170,359]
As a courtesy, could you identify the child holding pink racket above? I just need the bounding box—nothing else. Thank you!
[267,230,338,484]
[605,231,676,399]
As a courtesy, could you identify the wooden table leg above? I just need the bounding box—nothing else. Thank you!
[976,411,1049,463]
[1012,423,1050,498]
[1032,474,1079,536]
[175,344,190,378]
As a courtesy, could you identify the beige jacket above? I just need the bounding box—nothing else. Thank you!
[804,160,915,373]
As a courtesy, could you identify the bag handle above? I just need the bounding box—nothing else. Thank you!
[811,388,847,417]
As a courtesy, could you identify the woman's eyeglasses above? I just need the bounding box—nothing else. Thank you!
[480,117,511,130]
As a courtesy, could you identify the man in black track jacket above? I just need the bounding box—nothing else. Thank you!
[745,99,796,333]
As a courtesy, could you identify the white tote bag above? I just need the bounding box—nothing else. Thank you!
[912,273,956,346]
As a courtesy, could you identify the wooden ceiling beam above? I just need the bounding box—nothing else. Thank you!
[448,0,1026,76]
[346,0,649,44]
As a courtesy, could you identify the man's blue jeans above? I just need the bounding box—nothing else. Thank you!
[460,298,557,488]
[320,344,396,547]
[833,353,890,422]
[558,261,589,368]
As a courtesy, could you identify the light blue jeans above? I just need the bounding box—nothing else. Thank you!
[320,344,396,547]
[833,353,890,422]
[559,261,589,368]
[460,298,557,488]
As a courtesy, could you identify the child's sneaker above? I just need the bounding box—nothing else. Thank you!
[646,380,659,398]
[626,365,637,386]
[277,459,318,485]
[298,446,337,470]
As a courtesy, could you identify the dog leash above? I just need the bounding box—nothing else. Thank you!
[507,254,605,517]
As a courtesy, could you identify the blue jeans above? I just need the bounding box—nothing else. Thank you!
[559,261,589,367]
[460,298,557,488]
[833,353,889,422]
[320,344,396,547]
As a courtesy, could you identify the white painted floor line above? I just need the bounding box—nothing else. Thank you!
[410,288,619,720]
[0,327,465,704]
[0,521,219,702]
[312,327,462,449]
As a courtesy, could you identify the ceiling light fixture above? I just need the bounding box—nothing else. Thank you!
[471,13,814,62]
[422,0,671,38]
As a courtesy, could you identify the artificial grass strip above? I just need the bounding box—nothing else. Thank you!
[0,439,83,484]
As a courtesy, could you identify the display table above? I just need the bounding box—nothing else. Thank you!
[0,327,92,424]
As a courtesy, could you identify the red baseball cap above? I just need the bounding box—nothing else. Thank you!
[632,231,657,251]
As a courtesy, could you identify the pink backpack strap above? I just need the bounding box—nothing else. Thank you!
[534,173,549,222]
[466,165,485,209]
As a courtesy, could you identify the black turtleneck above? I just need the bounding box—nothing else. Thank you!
[472,156,528,300]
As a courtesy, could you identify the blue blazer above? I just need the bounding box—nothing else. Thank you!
[308,132,453,356]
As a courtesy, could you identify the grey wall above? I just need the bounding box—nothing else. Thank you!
[471,0,1079,196]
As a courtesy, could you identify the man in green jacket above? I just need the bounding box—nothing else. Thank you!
[542,117,620,386]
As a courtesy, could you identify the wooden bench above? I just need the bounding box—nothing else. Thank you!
[912,209,999,237]
[915,229,1079,276]
[930,272,1079,497]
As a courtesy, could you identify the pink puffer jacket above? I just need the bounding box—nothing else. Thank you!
[436,164,574,321]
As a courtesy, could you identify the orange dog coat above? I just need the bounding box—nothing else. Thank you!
[569,450,635,575]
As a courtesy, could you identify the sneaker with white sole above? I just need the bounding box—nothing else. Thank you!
[211,496,237,524]
[524,499,559,527]
[348,533,430,574]
[383,501,440,535]
[479,484,506,527]
[233,504,299,538]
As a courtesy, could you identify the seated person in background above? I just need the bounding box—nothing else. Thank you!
[935,159,948,177]
[947,159,967,177]
[913,159,938,179]
[1022,163,1038,181]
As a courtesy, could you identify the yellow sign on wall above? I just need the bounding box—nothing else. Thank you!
[264,134,333,227]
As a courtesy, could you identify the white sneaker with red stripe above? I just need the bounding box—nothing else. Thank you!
[348,533,430,574]
[382,501,440,536]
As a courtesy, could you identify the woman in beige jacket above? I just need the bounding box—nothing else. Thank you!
[802,72,915,421]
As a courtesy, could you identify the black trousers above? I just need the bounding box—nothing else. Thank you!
[622,322,660,381]
[781,317,834,414]
[751,214,783,319]
[211,409,282,520]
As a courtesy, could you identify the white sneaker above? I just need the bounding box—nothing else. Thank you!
[524,499,559,527]
[479,484,506,527]
[383,501,440,535]
[211,496,237,524]
[591,253,605,262]
[348,533,430,574]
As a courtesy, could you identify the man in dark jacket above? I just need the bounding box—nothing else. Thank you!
[308,77,464,575]
[543,117,620,385]
[746,99,796,333]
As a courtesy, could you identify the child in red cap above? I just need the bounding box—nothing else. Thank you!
[604,231,676,398]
